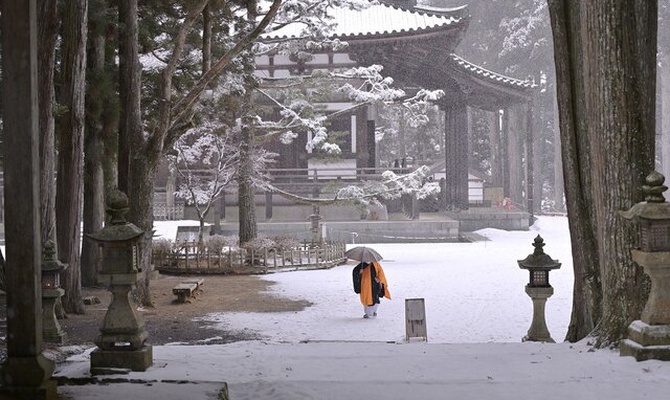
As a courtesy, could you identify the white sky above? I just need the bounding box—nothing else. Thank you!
[54,216,670,399]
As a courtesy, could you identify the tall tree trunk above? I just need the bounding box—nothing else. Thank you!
[118,0,153,306]
[549,0,656,344]
[38,0,59,248]
[128,154,158,307]
[551,90,565,211]
[660,54,670,180]
[238,121,257,244]
[56,0,88,314]
[82,27,108,287]
[118,0,140,194]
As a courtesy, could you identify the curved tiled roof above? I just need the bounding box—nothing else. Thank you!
[264,2,466,40]
[449,54,535,89]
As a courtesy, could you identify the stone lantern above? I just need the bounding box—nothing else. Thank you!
[87,189,152,372]
[518,235,561,343]
[41,240,67,343]
[619,171,670,361]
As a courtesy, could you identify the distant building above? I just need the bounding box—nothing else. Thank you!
[156,0,535,222]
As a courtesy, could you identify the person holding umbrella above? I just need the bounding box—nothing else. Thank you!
[347,247,391,319]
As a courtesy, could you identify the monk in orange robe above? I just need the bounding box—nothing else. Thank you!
[352,261,391,318]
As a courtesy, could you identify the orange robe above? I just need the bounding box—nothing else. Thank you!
[359,262,391,306]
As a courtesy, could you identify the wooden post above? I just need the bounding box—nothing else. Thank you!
[443,103,469,209]
[0,0,57,395]
[526,100,535,219]
[265,191,273,220]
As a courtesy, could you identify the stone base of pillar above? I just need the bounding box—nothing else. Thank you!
[90,345,153,373]
[620,320,670,361]
[0,355,56,399]
[0,379,57,400]
[522,333,556,343]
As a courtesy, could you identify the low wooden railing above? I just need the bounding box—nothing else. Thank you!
[153,203,185,220]
[153,241,347,275]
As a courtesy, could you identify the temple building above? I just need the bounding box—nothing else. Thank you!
[251,0,535,214]
[156,0,535,235]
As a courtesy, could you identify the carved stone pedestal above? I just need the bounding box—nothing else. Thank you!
[91,272,152,372]
[620,250,670,361]
[620,321,670,361]
[42,288,67,344]
[523,286,555,343]
[90,345,154,374]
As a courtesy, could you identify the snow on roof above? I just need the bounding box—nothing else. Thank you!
[450,54,535,89]
[264,2,465,40]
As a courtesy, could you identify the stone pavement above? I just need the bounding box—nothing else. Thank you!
[50,340,670,400]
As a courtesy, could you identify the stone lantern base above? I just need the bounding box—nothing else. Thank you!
[42,288,67,344]
[90,345,153,373]
[620,320,670,361]
[523,286,555,343]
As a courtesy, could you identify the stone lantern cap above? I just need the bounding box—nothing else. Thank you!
[42,240,67,273]
[518,235,561,271]
[87,189,144,243]
[620,171,670,221]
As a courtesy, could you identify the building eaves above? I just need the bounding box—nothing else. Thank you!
[449,54,535,89]
[264,2,466,41]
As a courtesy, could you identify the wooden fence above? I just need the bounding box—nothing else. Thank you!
[153,241,347,275]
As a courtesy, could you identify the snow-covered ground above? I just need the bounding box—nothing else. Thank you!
[55,216,670,399]
[190,216,574,344]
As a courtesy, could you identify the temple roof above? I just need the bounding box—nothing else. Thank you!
[263,1,534,107]
[265,1,468,41]
[449,55,535,90]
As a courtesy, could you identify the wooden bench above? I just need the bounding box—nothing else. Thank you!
[172,278,205,303]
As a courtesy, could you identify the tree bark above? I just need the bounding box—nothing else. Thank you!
[56,0,88,314]
[552,91,564,211]
[549,0,657,344]
[38,0,59,248]
[238,122,258,244]
[118,0,155,306]
[118,0,141,194]
[82,26,109,287]
[660,53,670,180]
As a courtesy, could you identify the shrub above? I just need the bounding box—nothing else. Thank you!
[241,236,276,252]
[271,235,301,251]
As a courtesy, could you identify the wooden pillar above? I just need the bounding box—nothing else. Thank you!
[508,105,525,207]
[501,109,511,199]
[220,191,226,220]
[265,191,273,220]
[444,104,469,209]
[488,110,503,187]
[526,100,535,218]
[367,119,376,169]
[0,0,56,395]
